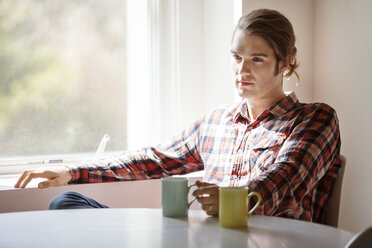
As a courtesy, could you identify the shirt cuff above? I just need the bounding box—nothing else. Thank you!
[64,165,81,183]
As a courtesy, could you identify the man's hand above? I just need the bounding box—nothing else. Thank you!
[14,167,72,189]
[192,180,219,217]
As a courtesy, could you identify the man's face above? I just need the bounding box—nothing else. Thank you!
[231,30,284,101]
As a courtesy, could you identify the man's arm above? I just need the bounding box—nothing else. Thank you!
[15,118,205,188]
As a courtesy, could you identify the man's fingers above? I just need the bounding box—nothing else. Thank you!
[15,168,70,189]
[38,178,58,189]
[197,193,219,216]
[202,203,219,216]
[19,171,57,188]
[19,173,35,188]
[202,203,218,211]
[14,170,33,188]
[193,185,218,197]
[196,195,216,205]
[195,180,214,187]
[19,171,46,188]
[192,183,220,217]
[207,211,219,217]
[15,170,50,188]
[19,171,43,188]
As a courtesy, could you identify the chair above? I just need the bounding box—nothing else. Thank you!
[325,154,346,227]
[345,226,372,248]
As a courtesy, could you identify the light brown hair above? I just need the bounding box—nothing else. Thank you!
[234,9,299,80]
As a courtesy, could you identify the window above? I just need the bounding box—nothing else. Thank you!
[0,0,238,174]
[0,0,131,165]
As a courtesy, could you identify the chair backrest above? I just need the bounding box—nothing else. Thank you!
[345,226,372,248]
[325,154,346,227]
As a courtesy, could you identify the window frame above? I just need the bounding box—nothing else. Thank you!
[0,0,164,174]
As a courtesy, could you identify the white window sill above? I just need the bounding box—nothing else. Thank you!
[0,170,205,191]
[0,174,43,190]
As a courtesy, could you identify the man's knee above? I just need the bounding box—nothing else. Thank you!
[48,191,84,210]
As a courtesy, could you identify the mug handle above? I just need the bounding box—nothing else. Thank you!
[247,191,262,217]
[187,183,199,209]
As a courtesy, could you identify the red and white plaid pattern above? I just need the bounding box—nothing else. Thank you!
[69,92,341,223]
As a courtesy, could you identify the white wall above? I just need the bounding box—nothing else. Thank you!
[313,0,372,233]
[0,180,161,212]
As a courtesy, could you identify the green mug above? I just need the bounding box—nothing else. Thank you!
[161,177,198,217]
[219,187,262,228]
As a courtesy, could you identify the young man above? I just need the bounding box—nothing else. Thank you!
[15,9,341,224]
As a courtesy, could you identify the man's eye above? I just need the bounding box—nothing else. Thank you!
[233,55,241,60]
[252,57,263,62]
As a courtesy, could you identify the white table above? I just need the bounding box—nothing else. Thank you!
[0,208,354,248]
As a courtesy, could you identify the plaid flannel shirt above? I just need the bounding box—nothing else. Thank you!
[69,92,341,223]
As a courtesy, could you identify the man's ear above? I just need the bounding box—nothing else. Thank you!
[279,60,288,74]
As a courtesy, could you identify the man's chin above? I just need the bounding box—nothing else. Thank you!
[235,88,253,99]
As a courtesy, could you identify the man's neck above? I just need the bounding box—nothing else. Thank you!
[245,92,286,121]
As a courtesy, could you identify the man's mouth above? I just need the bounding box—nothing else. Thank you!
[240,81,254,86]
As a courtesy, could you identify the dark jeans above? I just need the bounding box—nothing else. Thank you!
[48,191,109,210]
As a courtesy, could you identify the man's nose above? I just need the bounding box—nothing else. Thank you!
[238,60,250,74]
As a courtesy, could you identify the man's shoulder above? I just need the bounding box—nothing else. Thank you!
[296,101,337,117]
[290,102,339,127]
[204,103,241,122]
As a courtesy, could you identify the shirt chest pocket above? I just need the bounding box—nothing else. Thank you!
[250,133,287,171]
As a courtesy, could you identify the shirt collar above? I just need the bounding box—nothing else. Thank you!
[233,91,299,122]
